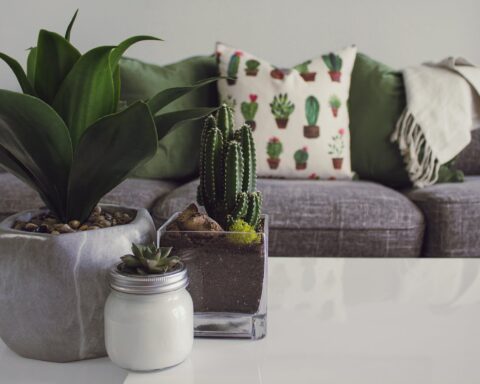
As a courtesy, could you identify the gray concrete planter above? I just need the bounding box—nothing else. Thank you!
[0,205,155,362]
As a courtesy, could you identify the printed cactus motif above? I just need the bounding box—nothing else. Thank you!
[294,147,309,170]
[322,53,343,82]
[241,94,259,130]
[197,104,262,229]
[270,93,295,129]
[270,67,285,80]
[245,59,260,76]
[304,95,320,138]
[329,95,341,117]
[227,51,243,85]
[294,60,316,82]
[328,128,346,170]
[266,137,283,170]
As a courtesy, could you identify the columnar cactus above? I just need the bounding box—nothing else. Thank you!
[197,104,262,230]
[305,96,320,126]
[227,51,242,85]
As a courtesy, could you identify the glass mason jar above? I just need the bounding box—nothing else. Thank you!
[105,263,193,371]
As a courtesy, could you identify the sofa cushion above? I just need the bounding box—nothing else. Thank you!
[0,173,178,222]
[154,179,424,257]
[456,129,480,175]
[406,176,480,257]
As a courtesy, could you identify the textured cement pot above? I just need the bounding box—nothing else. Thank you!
[0,205,155,362]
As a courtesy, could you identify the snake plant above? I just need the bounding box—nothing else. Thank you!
[0,11,218,223]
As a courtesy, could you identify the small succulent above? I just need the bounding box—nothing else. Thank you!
[294,60,311,74]
[119,243,180,275]
[322,53,343,72]
[270,93,295,119]
[245,59,260,71]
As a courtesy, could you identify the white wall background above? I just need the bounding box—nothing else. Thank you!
[1,0,479,91]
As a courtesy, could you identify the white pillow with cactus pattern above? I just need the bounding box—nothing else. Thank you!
[216,42,357,180]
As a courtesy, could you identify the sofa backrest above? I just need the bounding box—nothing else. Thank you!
[456,129,480,175]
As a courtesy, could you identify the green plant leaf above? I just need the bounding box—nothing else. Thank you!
[154,107,220,141]
[0,145,55,209]
[66,101,157,221]
[64,9,79,41]
[0,90,73,219]
[0,52,36,95]
[147,77,221,114]
[34,30,81,103]
[52,45,116,147]
[53,36,160,149]
[26,47,37,84]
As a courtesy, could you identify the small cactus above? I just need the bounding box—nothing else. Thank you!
[197,104,262,230]
[294,147,309,165]
[322,53,343,82]
[245,59,260,76]
[305,96,319,126]
[266,137,282,170]
[329,95,341,117]
[270,94,295,128]
[227,51,243,85]
[241,94,259,130]
[294,60,311,74]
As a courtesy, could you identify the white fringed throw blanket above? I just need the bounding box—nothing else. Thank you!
[391,58,480,188]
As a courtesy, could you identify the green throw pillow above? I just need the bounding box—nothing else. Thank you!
[120,55,219,180]
[349,53,463,188]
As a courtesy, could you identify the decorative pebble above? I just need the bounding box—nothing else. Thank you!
[68,220,80,229]
[12,206,134,235]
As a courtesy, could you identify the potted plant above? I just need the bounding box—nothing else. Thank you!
[245,59,260,76]
[294,60,316,81]
[322,53,343,82]
[241,94,259,130]
[227,50,243,85]
[328,128,346,169]
[267,137,283,169]
[105,243,193,371]
[329,95,341,117]
[294,147,309,170]
[304,95,320,138]
[270,93,295,128]
[158,105,268,339]
[270,67,285,80]
[0,12,217,363]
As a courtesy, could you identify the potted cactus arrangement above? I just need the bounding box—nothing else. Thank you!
[304,95,320,138]
[245,59,260,76]
[294,147,309,170]
[241,94,259,130]
[159,105,268,340]
[267,137,283,170]
[270,93,295,128]
[328,128,346,170]
[323,53,343,82]
[0,12,217,363]
[294,60,316,81]
[227,51,243,85]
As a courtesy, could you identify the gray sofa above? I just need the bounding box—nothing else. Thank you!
[1,131,479,258]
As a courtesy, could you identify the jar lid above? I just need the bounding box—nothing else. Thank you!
[109,263,188,295]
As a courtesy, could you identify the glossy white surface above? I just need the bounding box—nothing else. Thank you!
[2,257,480,383]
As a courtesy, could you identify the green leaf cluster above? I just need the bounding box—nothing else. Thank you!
[0,11,218,222]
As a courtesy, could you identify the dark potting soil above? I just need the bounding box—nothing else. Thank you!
[161,230,265,314]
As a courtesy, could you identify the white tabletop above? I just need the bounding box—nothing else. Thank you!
[2,257,480,384]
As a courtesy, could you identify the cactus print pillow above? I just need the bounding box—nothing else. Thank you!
[216,43,357,179]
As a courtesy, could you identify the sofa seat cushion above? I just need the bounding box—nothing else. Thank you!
[154,179,424,257]
[406,176,480,257]
[0,173,178,222]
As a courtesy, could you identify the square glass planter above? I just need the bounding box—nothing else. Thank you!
[158,214,268,340]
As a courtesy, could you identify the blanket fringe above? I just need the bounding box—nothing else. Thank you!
[391,110,440,188]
